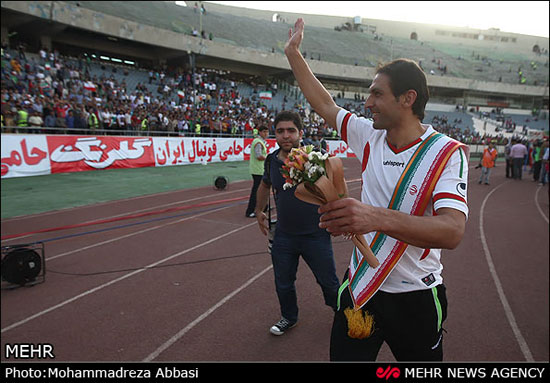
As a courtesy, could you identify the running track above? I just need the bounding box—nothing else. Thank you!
[1,159,548,362]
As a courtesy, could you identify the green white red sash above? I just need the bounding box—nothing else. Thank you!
[348,132,466,309]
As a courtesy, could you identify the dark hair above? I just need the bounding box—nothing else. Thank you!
[273,110,303,131]
[376,59,429,121]
[258,125,269,132]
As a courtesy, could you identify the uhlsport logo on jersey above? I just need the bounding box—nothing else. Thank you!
[383,160,405,168]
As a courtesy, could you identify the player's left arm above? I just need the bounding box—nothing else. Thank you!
[318,200,466,249]
[319,147,469,250]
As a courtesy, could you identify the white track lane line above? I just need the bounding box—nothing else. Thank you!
[479,180,534,361]
[46,202,246,261]
[1,187,249,244]
[1,180,250,223]
[3,184,362,335]
[143,185,366,360]
[3,177,361,226]
[534,185,549,224]
[143,264,273,362]
[1,221,258,334]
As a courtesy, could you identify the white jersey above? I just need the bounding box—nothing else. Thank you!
[337,109,469,293]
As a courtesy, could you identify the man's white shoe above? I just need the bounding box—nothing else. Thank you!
[270,318,297,335]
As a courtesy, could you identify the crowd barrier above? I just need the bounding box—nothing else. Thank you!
[1,134,356,179]
[2,132,508,179]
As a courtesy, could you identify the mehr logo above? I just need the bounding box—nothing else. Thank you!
[5,343,55,359]
[376,365,400,380]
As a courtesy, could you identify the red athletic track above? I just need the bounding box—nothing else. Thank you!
[1,159,548,362]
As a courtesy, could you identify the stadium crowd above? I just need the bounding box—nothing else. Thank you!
[0,43,545,150]
[1,45,339,140]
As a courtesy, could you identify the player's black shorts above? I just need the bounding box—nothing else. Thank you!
[330,270,447,361]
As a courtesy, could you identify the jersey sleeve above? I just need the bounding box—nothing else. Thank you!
[432,146,469,219]
[336,109,376,163]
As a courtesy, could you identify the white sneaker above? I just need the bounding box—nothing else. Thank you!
[270,318,297,336]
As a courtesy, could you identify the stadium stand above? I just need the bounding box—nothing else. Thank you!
[1,1,548,146]
[1,43,545,148]
[2,45,316,137]
[59,1,549,86]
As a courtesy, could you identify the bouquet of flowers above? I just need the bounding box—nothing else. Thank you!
[281,145,379,269]
[281,145,330,191]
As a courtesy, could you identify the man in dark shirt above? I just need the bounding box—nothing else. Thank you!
[255,111,339,336]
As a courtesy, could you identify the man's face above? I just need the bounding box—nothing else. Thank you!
[365,73,402,130]
[259,129,269,140]
[275,120,302,153]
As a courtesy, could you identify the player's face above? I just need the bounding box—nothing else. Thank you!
[365,73,401,130]
[275,120,302,153]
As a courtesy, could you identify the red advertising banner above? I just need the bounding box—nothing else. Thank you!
[1,133,354,179]
[1,135,51,178]
[153,137,245,166]
[243,138,278,161]
[326,140,356,158]
[47,136,155,174]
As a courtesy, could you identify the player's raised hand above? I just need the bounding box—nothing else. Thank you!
[284,18,304,54]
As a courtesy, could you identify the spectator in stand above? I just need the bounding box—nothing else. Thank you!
[65,109,75,133]
[510,139,528,180]
[101,108,112,133]
[149,113,159,133]
[3,109,17,133]
[54,107,66,130]
[10,58,22,75]
[54,101,69,120]
[310,133,321,150]
[28,110,44,134]
[15,102,30,132]
[131,110,141,134]
[44,109,57,133]
[39,48,47,65]
[88,108,99,133]
[169,112,178,134]
[73,106,87,134]
[125,108,133,135]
